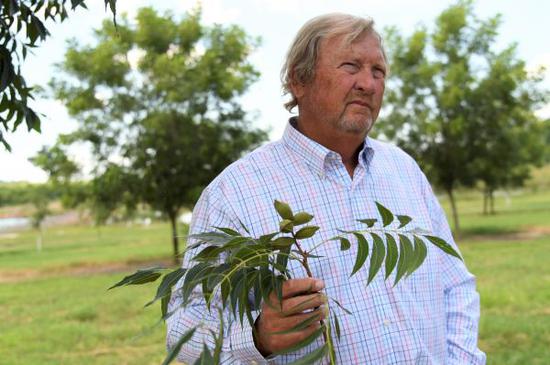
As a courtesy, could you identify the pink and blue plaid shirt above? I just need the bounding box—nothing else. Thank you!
[167,120,486,364]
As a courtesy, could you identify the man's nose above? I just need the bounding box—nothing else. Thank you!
[353,70,376,94]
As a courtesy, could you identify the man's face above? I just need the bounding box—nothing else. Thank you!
[293,32,386,136]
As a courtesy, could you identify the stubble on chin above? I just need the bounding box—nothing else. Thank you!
[335,114,374,135]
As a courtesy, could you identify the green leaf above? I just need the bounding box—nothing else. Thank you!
[286,344,328,365]
[109,267,164,289]
[104,0,118,28]
[408,236,428,277]
[357,218,377,227]
[396,215,412,228]
[258,232,278,245]
[339,237,351,251]
[333,314,342,341]
[192,343,214,365]
[384,233,398,279]
[293,212,314,225]
[350,233,369,276]
[394,235,413,286]
[193,246,224,262]
[273,325,325,355]
[271,236,295,249]
[214,226,240,236]
[213,308,224,363]
[188,231,233,246]
[375,202,394,227]
[181,263,211,303]
[274,200,293,220]
[424,235,463,260]
[367,233,386,285]
[0,50,15,93]
[279,219,294,233]
[294,225,319,239]
[162,327,196,365]
[161,295,170,319]
[237,218,251,234]
[330,297,353,315]
[145,267,186,308]
[276,246,291,272]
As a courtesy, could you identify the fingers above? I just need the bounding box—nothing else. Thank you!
[263,277,325,313]
[258,308,327,354]
[280,277,325,299]
[280,292,327,315]
[281,306,328,329]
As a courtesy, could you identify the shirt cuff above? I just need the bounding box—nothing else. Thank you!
[229,310,270,364]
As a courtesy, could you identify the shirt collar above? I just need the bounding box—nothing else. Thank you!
[282,117,375,176]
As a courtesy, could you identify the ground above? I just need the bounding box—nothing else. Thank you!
[0,188,549,364]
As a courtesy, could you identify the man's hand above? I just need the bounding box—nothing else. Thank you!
[254,277,327,356]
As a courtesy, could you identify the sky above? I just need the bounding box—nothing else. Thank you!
[1,0,549,182]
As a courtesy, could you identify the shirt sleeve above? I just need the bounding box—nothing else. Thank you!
[420,173,487,365]
[165,183,268,364]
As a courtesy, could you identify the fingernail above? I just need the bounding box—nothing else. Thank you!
[314,279,325,291]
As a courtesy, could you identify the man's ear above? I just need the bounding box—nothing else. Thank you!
[290,78,305,100]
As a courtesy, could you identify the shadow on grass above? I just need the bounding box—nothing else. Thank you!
[456,226,521,239]
[460,205,550,218]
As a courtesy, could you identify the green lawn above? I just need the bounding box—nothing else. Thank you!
[1,187,549,364]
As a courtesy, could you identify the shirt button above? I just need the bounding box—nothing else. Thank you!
[383,319,390,326]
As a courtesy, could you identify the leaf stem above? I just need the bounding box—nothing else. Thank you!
[291,232,332,357]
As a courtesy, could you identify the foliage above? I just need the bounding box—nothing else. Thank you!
[0,180,59,207]
[0,0,117,151]
[112,200,462,364]
[49,7,267,260]
[377,0,547,228]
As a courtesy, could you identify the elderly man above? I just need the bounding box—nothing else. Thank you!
[167,13,485,364]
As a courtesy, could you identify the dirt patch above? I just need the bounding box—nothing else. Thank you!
[0,257,175,284]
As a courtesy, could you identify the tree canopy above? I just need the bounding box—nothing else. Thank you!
[377,0,547,229]
[0,0,116,151]
[49,7,267,260]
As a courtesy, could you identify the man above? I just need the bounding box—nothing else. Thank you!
[167,13,486,364]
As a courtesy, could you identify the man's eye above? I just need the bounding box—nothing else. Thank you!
[341,62,359,73]
[373,68,386,79]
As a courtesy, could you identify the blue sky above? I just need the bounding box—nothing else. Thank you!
[1,0,549,182]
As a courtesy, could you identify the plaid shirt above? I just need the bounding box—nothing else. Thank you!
[167,120,486,364]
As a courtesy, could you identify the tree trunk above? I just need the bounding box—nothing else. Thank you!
[483,190,488,215]
[446,188,460,236]
[169,213,179,264]
[36,227,43,252]
[489,189,495,215]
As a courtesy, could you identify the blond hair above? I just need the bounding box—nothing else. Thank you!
[281,13,387,111]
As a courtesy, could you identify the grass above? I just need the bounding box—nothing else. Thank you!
[440,189,550,236]
[461,238,550,365]
[0,273,166,365]
[0,222,182,365]
[0,222,185,270]
[0,184,549,364]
